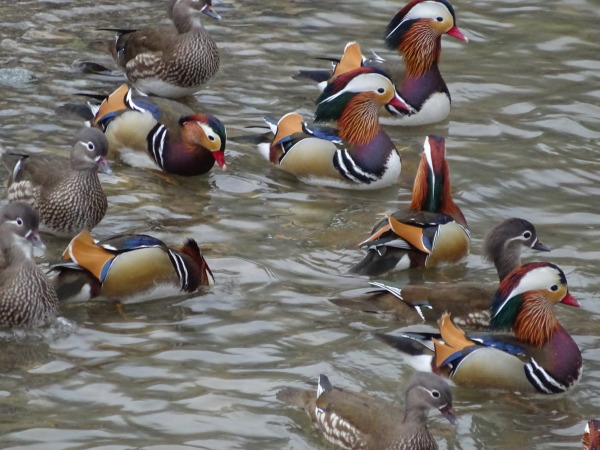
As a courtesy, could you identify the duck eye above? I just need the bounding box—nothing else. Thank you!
[377,87,385,94]
[523,231,532,239]
[436,16,444,22]
[87,142,95,151]
[16,218,23,226]
[431,390,440,398]
[208,135,216,141]
[550,285,558,292]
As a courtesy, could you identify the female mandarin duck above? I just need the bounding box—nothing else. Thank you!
[351,135,469,275]
[297,0,468,126]
[277,371,456,450]
[0,203,59,328]
[378,262,582,395]
[583,420,600,450]
[88,83,226,176]
[258,67,410,190]
[1,127,111,237]
[334,218,550,327]
[91,0,220,98]
[51,229,214,301]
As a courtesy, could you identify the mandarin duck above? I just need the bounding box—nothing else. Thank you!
[351,135,469,275]
[1,127,111,237]
[86,83,226,176]
[334,218,549,328]
[296,0,468,126]
[90,0,220,98]
[258,67,410,190]
[583,420,600,450]
[377,262,582,395]
[51,229,214,301]
[277,371,456,450]
[0,203,59,328]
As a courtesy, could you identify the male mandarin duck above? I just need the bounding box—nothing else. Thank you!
[258,67,410,190]
[51,229,214,301]
[1,127,111,237]
[0,203,59,328]
[334,218,550,327]
[277,371,456,450]
[377,262,582,395]
[87,83,226,176]
[297,0,468,126]
[90,0,220,98]
[351,135,469,275]
[583,420,600,450]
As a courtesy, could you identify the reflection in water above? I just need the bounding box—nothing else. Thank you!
[0,0,598,448]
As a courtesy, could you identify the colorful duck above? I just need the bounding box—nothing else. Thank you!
[258,67,410,190]
[52,229,214,301]
[87,83,226,176]
[334,218,549,328]
[351,135,469,275]
[377,262,582,395]
[297,0,468,126]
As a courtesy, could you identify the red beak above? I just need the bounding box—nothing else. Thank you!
[560,292,580,307]
[447,25,469,42]
[386,90,413,115]
[213,151,227,171]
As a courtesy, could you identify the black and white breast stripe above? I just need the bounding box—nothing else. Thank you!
[124,87,147,112]
[524,358,578,394]
[167,249,190,291]
[333,149,379,184]
[147,123,168,170]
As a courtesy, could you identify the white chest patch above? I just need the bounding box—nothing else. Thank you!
[381,92,451,127]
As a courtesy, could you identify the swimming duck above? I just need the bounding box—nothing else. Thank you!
[258,67,410,190]
[52,229,215,301]
[88,83,226,176]
[296,0,468,126]
[334,218,550,327]
[377,262,582,395]
[351,135,469,275]
[91,0,221,98]
[1,127,111,237]
[277,371,456,450]
[0,202,58,328]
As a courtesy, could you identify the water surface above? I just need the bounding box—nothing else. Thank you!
[0,0,599,448]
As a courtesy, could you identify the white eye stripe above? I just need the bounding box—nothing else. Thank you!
[321,73,393,104]
[387,1,453,38]
[494,266,562,317]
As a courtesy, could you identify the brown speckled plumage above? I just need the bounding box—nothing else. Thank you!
[2,127,111,237]
[96,0,220,98]
[277,372,457,450]
[0,203,58,328]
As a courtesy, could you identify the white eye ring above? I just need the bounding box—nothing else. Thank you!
[431,390,440,398]
[86,141,95,151]
[16,218,23,226]
[523,231,532,239]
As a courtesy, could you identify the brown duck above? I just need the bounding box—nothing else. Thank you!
[277,371,457,450]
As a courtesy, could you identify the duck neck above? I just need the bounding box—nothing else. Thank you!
[513,292,560,348]
[400,26,441,79]
[492,245,521,281]
[336,94,381,145]
[172,7,203,34]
